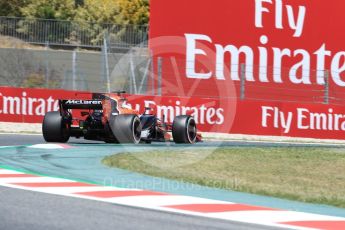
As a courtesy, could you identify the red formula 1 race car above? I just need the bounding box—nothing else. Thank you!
[42,91,201,144]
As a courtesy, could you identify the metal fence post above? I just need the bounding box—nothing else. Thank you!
[240,63,246,100]
[138,56,151,94]
[72,50,77,90]
[45,41,50,88]
[129,51,138,94]
[157,57,163,96]
[150,53,155,95]
[103,33,110,93]
[44,21,48,44]
[324,70,329,104]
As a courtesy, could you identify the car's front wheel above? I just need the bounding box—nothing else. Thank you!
[172,115,197,144]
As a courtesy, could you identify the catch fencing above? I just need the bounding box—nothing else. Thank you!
[0,45,339,105]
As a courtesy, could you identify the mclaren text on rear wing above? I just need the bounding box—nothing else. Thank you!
[60,100,103,110]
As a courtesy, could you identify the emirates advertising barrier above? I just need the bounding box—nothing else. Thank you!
[1,87,345,140]
[0,87,233,133]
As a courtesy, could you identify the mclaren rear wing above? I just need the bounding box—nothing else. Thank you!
[60,99,103,110]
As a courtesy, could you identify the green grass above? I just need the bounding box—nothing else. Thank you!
[102,147,345,208]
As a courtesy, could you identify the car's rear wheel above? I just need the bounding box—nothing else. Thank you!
[172,115,197,144]
[110,115,141,144]
[42,111,70,143]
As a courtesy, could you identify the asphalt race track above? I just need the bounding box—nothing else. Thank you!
[0,134,100,146]
[1,133,343,147]
[0,134,343,230]
[0,185,289,230]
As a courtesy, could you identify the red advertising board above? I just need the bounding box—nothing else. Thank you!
[149,0,345,104]
[1,87,345,140]
[233,101,345,140]
[0,87,90,123]
[0,87,235,132]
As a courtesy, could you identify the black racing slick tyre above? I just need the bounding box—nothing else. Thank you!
[172,115,197,144]
[110,115,141,144]
[42,111,70,143]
